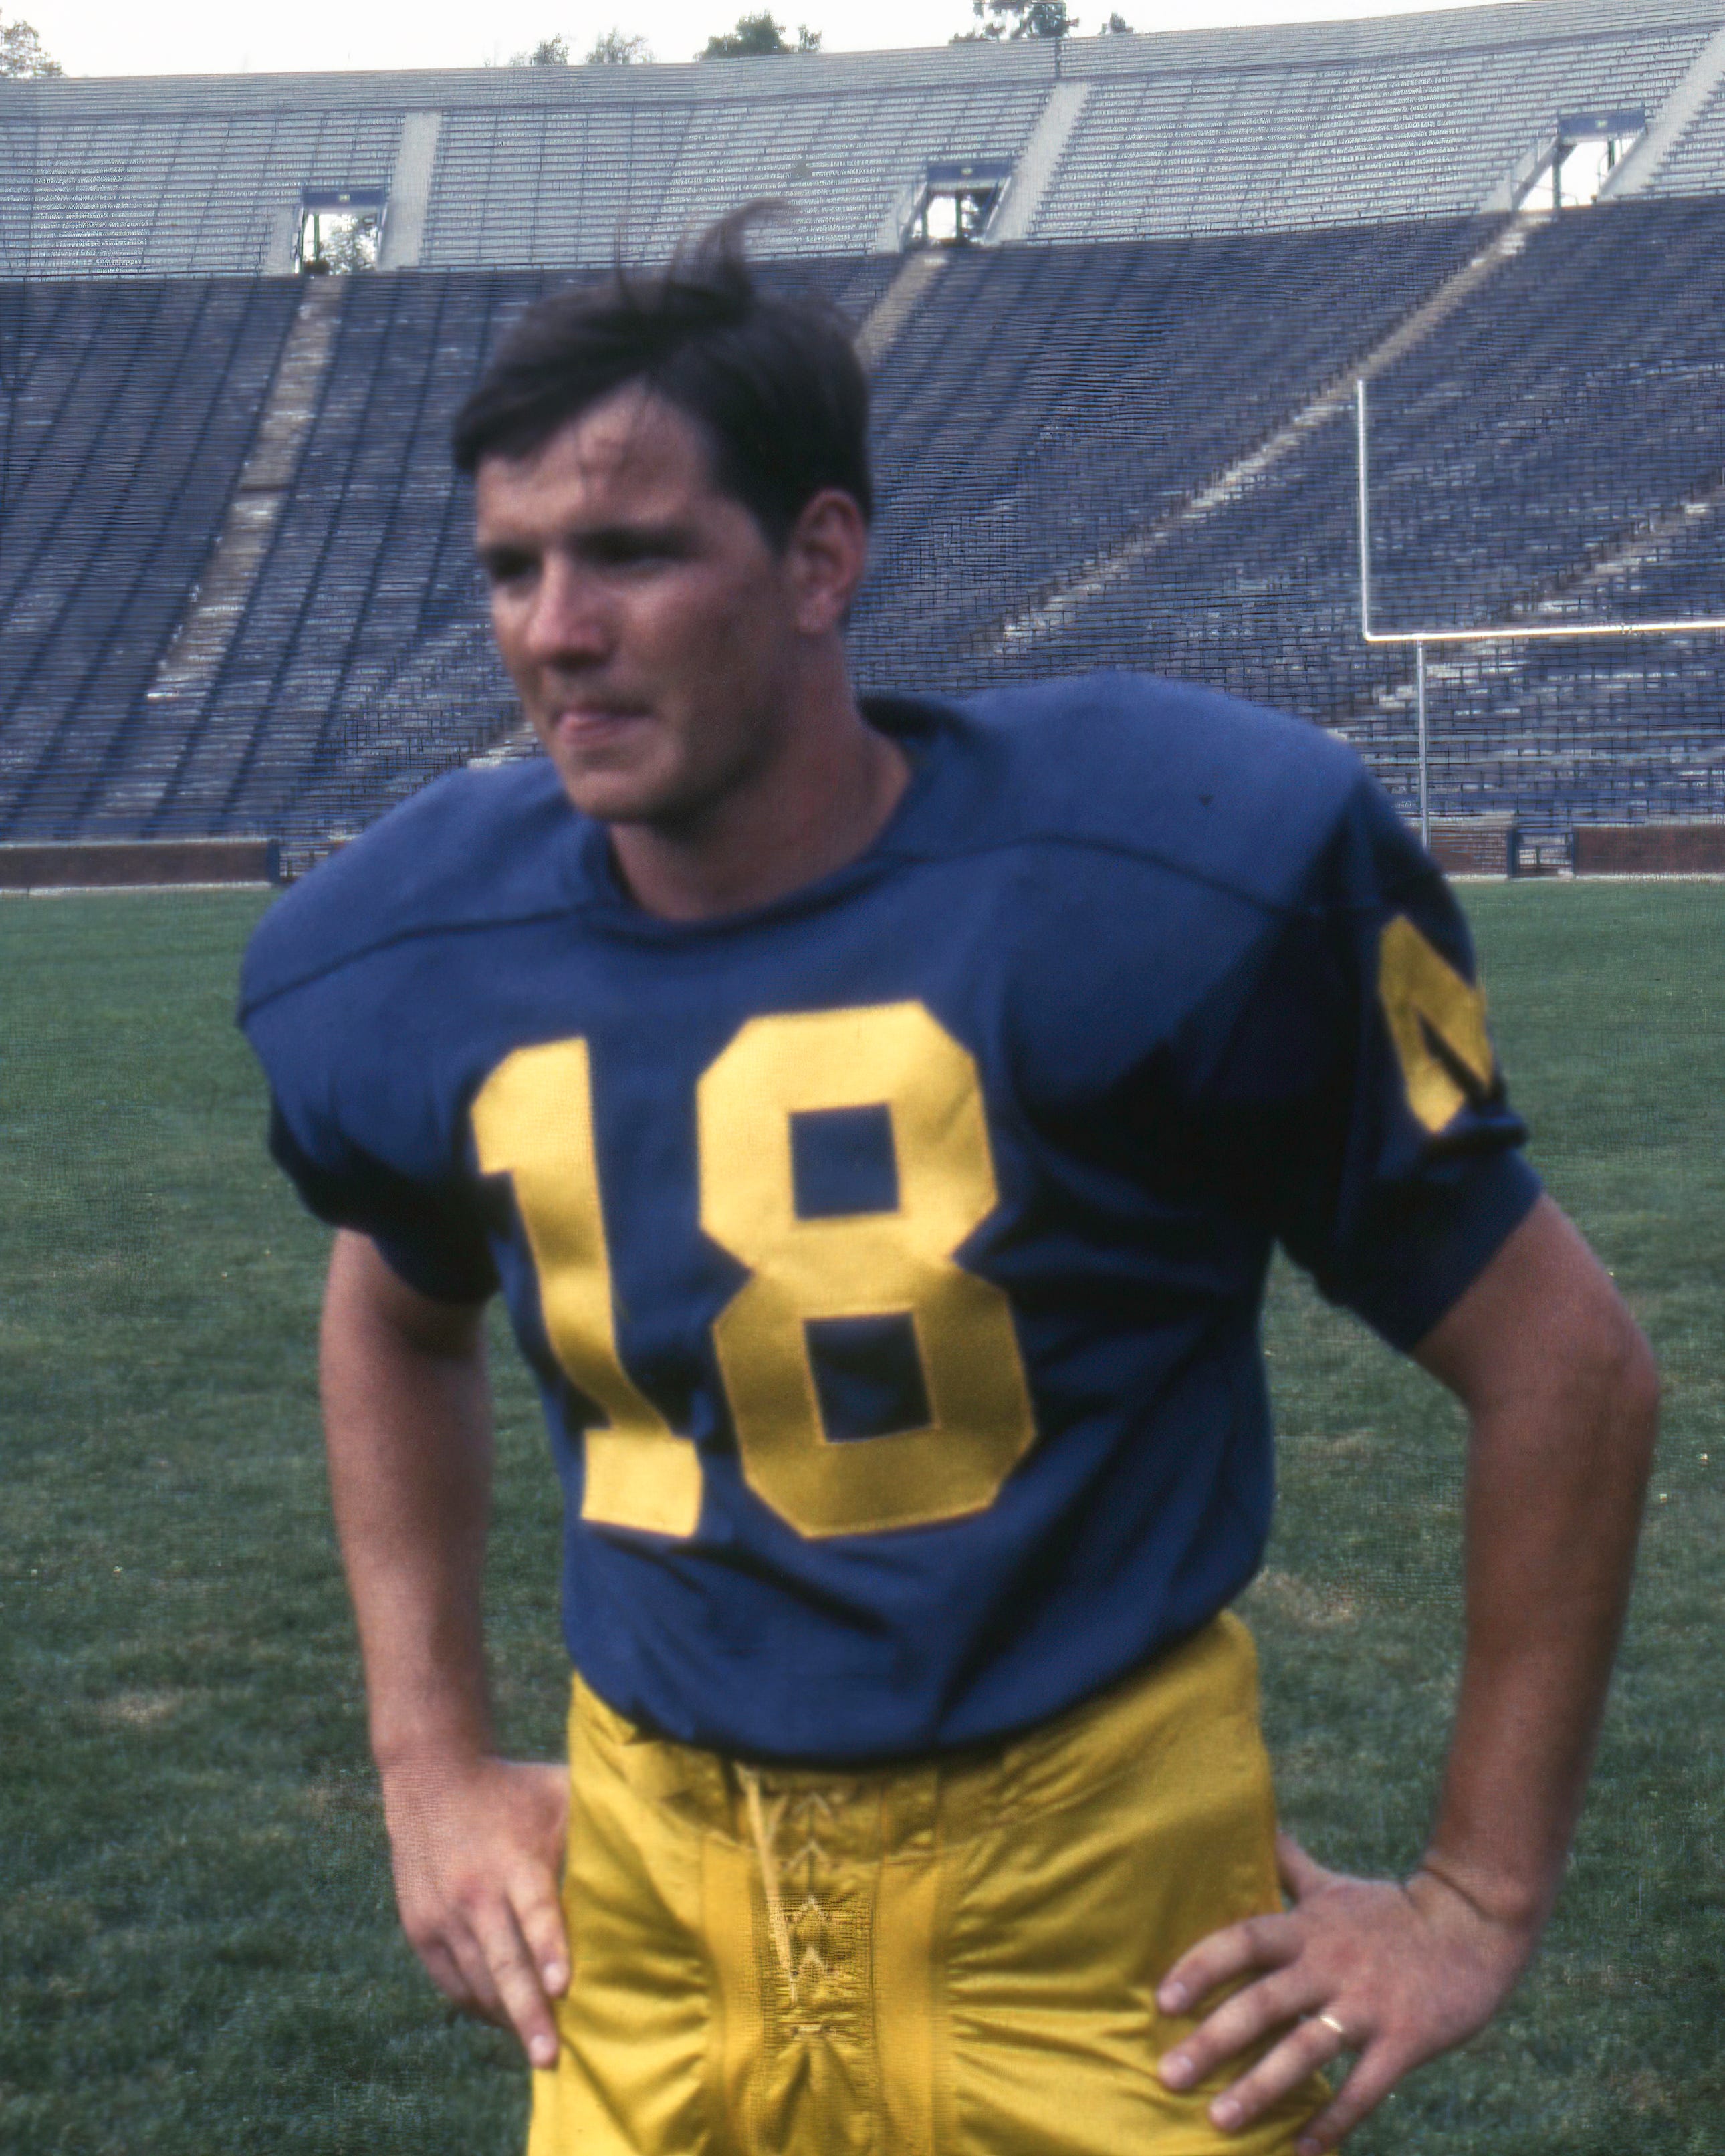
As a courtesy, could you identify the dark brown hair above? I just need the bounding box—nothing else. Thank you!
[451,207,872,545]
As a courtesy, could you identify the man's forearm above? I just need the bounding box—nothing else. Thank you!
[1416,1199,1659,1933]
[1421,1359,1657,1930]
[320,1229,496,1769]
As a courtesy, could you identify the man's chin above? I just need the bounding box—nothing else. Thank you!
[548,752,684,828]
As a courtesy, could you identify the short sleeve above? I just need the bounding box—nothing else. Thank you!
[266,1098,499,1306]
[1200,773,1540,1350]
[243,959,499,1308]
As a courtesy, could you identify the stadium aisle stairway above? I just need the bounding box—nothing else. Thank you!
[0,279,300,839]
[3,199,1724,850]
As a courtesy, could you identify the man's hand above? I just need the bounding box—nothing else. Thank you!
[379,1752,571,2069]
[1156,1832,1535,2152]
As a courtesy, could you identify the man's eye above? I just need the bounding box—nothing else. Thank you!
[482,554,535,586]
[595,536,682,568]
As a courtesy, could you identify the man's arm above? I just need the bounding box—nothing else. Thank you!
[1156,1195,1658,2152]
[320,1228,569,2069]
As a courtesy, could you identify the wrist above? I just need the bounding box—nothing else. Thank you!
[372,1720,494,1779]
[1409,1850,1555,1941]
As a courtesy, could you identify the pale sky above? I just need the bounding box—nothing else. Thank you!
[23,0,1516,78]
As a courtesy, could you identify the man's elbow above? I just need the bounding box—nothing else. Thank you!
[1576,1289,1660,1487]
[1608,1309,1659,1463]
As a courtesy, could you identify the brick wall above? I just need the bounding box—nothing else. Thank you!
[1571,824,1725,874]
[1427,818,1516,877]
[0,840,280,890]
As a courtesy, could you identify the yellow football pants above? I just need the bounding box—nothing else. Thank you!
[527,1612,1320,2155]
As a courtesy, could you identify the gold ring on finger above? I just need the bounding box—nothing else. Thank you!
[1314,2011,1350,2045]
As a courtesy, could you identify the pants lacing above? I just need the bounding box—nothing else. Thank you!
[734,1765,854,2036]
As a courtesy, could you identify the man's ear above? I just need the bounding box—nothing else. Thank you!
[785,489,869,636]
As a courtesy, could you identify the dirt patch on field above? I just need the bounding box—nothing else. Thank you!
[96,1689,185,1729]
[1244,1568,1361,1630]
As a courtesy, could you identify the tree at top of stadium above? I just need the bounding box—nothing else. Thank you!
[509,35,573,64]
[953,2,1131,33]
[509,30,653,64]
[587,29,652,63]
[1,10,62,75]
[703,13,821,55]
[957,0,1079,39]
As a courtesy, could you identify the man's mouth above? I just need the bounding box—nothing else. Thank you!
[548,704,651,744]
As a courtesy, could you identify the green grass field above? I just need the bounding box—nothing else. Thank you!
[1,882,1720,2154]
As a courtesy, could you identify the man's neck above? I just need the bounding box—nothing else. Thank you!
[608,693,912,923]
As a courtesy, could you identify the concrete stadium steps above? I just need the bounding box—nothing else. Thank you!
[0,277,300,840]
[140,269,528,835]
[3,201,1725,844]
[94,275,350,833]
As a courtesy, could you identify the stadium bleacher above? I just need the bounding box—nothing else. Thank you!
[1038,23,1708,237]
[3,0,1725,861]
[421,82,1052,265]
[6,202,1725,848]
[1,106,402,280]
[1639,68,1725,189]
[852,217,1493,673]
[6,0,1725,277]
[0,278,301,838]
[142,270,550,842]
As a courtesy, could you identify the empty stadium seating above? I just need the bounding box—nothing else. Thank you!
[855,199,1725,834]
[1039,25,1707,238]
[422,83,1050,265]
[0,278,301,837]
[4,196,1725,850]
[6,0,1725,278]
[852,217,1491,672]
[2,108,400,279]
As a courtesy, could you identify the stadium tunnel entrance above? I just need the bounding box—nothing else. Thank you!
[294,187,386,274]
[905,157,1016,247]
[1543,108,1645,207]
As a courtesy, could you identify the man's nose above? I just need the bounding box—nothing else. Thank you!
[522,557,612,665]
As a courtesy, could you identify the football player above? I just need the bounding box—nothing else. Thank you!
[241,217,1656,2155]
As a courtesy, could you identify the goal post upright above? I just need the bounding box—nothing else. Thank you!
[1353,376,1725,860]
[1415,638,1429,848]
[1356,373,1374,650]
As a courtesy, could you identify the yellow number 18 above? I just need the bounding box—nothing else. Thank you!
[471,1003,1037,1542]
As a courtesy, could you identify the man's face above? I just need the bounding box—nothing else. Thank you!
[473,387,806,828]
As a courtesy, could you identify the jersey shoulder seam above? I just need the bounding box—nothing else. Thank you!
[876,822,1341,921]
[239,899,600,1020]
[245,786,1413,1016]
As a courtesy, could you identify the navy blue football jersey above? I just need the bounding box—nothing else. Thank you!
[241,676,1538,1762]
